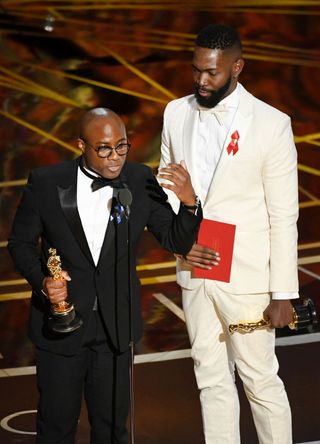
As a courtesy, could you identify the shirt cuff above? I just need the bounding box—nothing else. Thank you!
[272,291,299,300]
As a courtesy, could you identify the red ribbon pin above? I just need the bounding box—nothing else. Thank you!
[227,130,240,156]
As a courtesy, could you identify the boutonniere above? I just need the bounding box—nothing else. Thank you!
[227,130,240,156]
[110,203,125,225]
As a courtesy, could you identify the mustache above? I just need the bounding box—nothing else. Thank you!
[195,85,211,93]
[195,85,219,96]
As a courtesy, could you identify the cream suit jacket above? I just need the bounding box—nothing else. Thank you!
[160,83,299,294]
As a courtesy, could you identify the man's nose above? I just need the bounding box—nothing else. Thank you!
[107,148,121,159]
[198,72,208,86]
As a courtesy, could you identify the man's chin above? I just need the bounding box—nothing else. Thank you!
[102,171,121,180]
[195,92,219,109]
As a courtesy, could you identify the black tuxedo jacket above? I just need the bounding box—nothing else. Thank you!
[8,157,201,355]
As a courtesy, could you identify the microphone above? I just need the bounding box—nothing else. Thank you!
[118,187,132,219]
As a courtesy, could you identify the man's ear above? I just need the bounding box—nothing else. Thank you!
[77,138,85,153]
[233,58,244,78]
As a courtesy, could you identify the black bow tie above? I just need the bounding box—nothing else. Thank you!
[79,162,123,191]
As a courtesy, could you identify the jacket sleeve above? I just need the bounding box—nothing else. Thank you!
[262,114,299,292]
[145,170,202,255]
[7,171,47,295]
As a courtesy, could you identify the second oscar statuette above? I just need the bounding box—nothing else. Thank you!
[229,298,318,334]
[46,248,83,333]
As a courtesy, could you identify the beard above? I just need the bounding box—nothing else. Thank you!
[194,75,232,108]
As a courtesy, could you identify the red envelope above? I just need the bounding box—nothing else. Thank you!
[193,219,236,283]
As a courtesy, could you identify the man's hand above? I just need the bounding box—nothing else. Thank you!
[183,243,220,269]
[263,299,294,328]
[42,270,71,305]
[158,161,197,206]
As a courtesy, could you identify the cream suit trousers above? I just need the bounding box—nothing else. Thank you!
[182,281,292,444]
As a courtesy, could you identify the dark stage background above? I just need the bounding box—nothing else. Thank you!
[0,1,319,443]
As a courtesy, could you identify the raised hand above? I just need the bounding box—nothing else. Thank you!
[158,160,197,206]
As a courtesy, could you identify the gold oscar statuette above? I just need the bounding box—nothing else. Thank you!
[46,248,83,333]
[229,298,318,334]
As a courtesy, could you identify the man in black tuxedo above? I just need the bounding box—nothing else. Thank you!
[8,108,202,444]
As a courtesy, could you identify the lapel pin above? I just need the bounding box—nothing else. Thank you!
[227,130,240,156]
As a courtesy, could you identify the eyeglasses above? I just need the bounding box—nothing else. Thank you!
[81,139,131,158]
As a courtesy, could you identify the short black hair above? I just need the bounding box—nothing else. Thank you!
[195,24,242,52]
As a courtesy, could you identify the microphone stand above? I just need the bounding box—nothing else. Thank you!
[118,187,135,444]
[126,213,135,444]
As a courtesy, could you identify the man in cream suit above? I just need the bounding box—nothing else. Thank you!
[159,24,299,444]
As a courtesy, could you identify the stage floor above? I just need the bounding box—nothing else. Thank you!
[1,339,320,443]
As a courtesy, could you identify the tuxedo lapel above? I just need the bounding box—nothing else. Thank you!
[57,160,95,267]
[204,84,253,203]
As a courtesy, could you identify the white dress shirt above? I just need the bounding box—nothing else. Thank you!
[77,166,113,266]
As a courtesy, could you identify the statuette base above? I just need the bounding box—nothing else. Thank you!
[48,306,83,333]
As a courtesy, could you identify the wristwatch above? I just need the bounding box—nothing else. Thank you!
[183,195,200,210]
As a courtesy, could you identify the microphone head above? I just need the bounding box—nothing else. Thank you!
[118,187,132,207]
